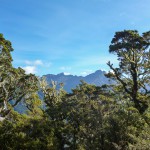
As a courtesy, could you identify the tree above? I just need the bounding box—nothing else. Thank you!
[0,34,39,119]
[106,30,150,114]
[40,79,116,149]
[0,101,55,150]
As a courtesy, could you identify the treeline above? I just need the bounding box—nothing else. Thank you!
[0,30,150,150]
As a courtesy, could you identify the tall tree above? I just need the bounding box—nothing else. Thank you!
[106,30,150,114]
[0,34,38,119]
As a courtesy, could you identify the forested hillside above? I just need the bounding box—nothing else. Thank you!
[0,30,150,150]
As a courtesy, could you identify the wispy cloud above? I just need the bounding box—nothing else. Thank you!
[75,55,118,67]
[60,66,71,71]
[25,60,43,66]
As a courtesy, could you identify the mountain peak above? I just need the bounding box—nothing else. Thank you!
[44,69,111,92]
[57,72,65,76]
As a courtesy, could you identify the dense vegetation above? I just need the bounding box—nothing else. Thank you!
[0,30,149,150]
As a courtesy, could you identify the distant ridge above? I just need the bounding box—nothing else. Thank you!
[44,70,112,92]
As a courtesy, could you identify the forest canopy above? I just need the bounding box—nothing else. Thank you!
[0,30,150,150]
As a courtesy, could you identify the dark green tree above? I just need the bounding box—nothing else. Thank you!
[106,30,150,114]
[0,100,55,150]
[40,79,115,149]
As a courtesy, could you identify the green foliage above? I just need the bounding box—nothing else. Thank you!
[106,30,150,114]
[0,32,150,149]
[0,109,55,150]
[0,34,39,118]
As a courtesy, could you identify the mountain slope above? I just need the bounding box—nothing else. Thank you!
[44,70,111,92]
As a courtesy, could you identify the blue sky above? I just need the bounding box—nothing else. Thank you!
[0,0,150,76]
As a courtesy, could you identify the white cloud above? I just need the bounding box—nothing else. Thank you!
[25,60,43,66]
[63,72,71,75]
[23,59,52,75]
[23,66,37,74]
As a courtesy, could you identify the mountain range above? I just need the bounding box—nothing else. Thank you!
[44,70,112,92]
